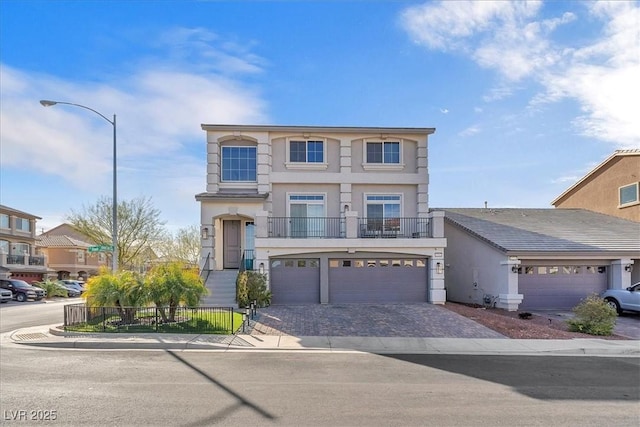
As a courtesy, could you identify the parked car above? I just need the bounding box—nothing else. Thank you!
[59,279,85,294]
[56,281,81,298]
[601,282,640,314]
[0,279,46,302]
[0,288,12,303]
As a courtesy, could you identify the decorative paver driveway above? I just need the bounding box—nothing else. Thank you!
[247,304,505,338]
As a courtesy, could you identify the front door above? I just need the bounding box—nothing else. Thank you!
[223,220,241,269]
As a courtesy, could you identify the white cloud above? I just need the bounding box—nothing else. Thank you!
[400,1,640,148]
[0,27,270,229]
[458,125,481,137]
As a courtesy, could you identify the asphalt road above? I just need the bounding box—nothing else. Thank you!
[1,345,638,427]
[0,298,79,333]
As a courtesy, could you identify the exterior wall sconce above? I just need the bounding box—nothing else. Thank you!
[625,264,633,272]
[436,262,443,274]
[259,262,265,275]
[511,265,520,274]
[201,227,209,240]
[344,204,349,212]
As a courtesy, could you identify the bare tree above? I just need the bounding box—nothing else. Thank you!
[156,225,200,267]
[67,196,166,270]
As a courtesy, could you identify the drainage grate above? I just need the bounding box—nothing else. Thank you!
[13,333,48,341]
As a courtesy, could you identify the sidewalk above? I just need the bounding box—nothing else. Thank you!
[4,324,640,356]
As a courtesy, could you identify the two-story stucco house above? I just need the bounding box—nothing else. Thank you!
[0,204,48,283]
[552,149,640,222]
[196,125,446,306]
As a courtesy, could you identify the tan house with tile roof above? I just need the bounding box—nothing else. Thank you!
[552,149,640,222]
[37,233,108,280]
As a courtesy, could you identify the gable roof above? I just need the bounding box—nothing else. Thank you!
[37,235,93,248]
[442,208,640,254]
[551,149,640,205]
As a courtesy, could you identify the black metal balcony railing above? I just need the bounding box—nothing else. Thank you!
[358,217,429,238]
[29,255,45,266]
[268,217,345,238]
[6,254,25,264]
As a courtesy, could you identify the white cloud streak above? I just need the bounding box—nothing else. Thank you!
[400,0,640,148]
[0,27,269,229]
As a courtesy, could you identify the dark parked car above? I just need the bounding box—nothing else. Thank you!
[601,282,640,314]
[0,279,45,302]
[56,281,81,298]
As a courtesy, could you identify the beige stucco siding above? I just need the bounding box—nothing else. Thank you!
[271,184,342,217]
[555,156,640,222]
[351,184,418,217]
[350,138,419,173]
[271,136,341,173]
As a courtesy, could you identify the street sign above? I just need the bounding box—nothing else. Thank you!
[88,245,114,253]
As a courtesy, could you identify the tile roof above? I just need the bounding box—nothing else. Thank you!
[442,208,640,254]
[37,235,92,248]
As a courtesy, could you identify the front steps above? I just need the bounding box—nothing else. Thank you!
[202,270,238,308]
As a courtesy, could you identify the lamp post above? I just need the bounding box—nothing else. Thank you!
[40,100,118,272]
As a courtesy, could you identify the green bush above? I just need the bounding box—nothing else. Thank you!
[236,271,271,308]
[33,280,68,298]
[566,294,617,336]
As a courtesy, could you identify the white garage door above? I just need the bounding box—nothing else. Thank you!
[518,265,608,310]
[270,258,320,304]
[329,258,427,303]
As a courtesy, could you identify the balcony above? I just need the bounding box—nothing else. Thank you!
[268,217,345,239]
[0,252,48,271]
[264,216,432,239]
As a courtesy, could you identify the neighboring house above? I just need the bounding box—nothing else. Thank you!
[0,205,49,283]
[196,125,446,306]
[552,149,640,222]
[442,208,640,311]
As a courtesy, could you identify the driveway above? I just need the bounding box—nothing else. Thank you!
[247,304,506,338]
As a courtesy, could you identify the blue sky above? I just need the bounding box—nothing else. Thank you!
[1,1,639,232]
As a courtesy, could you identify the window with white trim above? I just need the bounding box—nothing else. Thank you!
[0,240,8,253]
[619,182,639,207]
[13,242,30,254]
[288,194,325,238]
[366,141,400,164]
[221,146,257,182]
[0,214,9,229]
[365,194,401,233]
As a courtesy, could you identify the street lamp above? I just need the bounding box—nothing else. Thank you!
[40,100,118,272]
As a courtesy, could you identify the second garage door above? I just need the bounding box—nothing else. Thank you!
[270,258,320,304]
[518,265,608,310]
[329,258,427,303]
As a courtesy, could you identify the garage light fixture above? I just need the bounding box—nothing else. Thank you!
[625,264,633,272]
[201,227,209,240]
[436,262,443,274]
[511,265,520,274]
[259,262,265,275]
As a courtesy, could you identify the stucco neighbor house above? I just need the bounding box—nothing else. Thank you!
[196,125,446,306]
[443,208,640,311]
[0,205,48,283]
[552,149,640,222]
[37,223,111,281]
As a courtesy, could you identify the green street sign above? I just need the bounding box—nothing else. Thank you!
[88,245,114,253]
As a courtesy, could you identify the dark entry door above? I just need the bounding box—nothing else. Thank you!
[223,220,241,269]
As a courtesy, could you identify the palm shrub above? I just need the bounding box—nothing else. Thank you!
[33,279,67,299]
[236,271,271,308]
[83,268,148,324]
[566,294,617,336]
[145,262,208,322]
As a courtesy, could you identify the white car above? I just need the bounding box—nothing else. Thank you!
[0,288,12,303]
[601,282,640,314]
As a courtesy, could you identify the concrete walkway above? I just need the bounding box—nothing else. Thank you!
[4,324,639,357]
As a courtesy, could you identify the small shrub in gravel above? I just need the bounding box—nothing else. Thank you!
[566,294,617,336]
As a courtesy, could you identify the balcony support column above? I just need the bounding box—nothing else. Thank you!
[345,211,358,238]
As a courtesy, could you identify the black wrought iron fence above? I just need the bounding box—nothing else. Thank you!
[358,217,429,238]
[63,303,238,334]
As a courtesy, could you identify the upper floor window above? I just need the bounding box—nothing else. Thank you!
[15,217,30,232]
[366,141,400,164]
[0,240,8,253]
[619,182,639,207]
[221,146,257,182]
[0,214,9,229]
[365,194,401,234]
[290,140,324,163]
